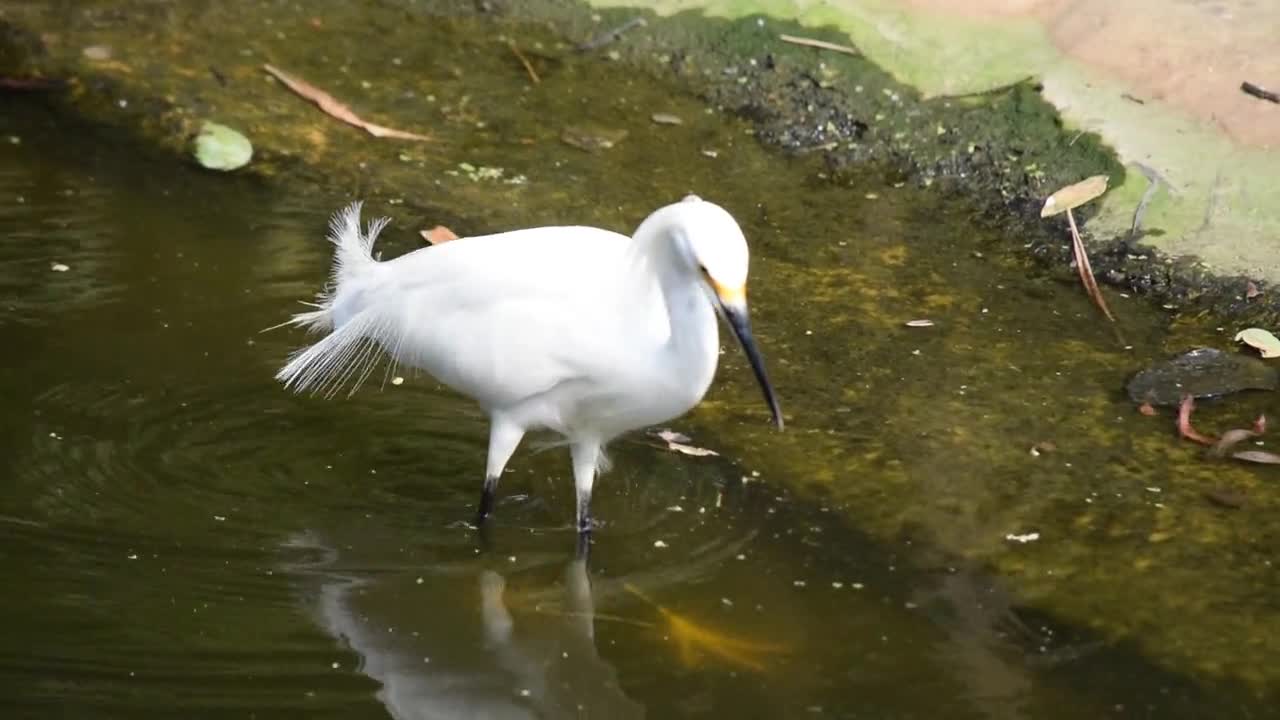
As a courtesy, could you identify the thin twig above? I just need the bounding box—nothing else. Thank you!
[1130,166,1160,235]
[1241,81,1279,104]
[507,42,540,84]
[576,17,647,52]
[1066,208,1115,322]
[778,34,860,56]
[0,76,59,91]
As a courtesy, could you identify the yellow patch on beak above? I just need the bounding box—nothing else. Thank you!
[712,280,746,305]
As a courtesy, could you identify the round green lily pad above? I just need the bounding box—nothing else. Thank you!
[193,121,252,171]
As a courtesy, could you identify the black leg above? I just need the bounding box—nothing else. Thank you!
[475,476,498,526]
[574,530,591,562]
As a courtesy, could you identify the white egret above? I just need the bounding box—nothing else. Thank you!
[275,195,782,534]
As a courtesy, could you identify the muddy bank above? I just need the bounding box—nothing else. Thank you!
[3,0,1275,327]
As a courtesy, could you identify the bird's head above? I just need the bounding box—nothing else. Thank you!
[663,194,784,430]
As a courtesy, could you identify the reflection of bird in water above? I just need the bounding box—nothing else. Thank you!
[477,559,644,719]
[275,196,783,535]
[292,536,644,720]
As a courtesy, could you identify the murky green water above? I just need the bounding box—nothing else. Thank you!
[3,7,1279,717]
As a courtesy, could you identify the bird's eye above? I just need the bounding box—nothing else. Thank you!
[697,264,709,277]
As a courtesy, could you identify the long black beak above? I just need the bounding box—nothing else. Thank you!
[720,300,784,430]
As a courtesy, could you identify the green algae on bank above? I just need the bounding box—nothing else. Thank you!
[1,0,1279,707]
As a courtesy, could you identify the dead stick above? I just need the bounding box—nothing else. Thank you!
[1241,81,1279,104]
[778,34,860,56]
[508,42,540,85]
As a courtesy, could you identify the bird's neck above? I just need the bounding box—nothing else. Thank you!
[621,223,719,399]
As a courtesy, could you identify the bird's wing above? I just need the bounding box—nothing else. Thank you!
[367,226,641,409]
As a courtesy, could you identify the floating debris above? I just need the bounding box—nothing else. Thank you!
[904,319,934,327]
[82,45,113,61]
[656,429,718,458]
[650,113,683,126]
[560,125,627,152]
[49,262,69,272]
[193,121,253,171]
[576,17,647,52]
[1005,532,1040,544]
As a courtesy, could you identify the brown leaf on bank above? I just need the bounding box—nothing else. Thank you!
[262,64,431,141]
[1138,402,1157,416]
[1246,280,1262,299]
[1067,208,1115,322]
[1040,175,1109,217]
[1176,395,1217,446]
[420,225,459,245]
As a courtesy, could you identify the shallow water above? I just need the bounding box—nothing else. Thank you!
[2,10,1278,716]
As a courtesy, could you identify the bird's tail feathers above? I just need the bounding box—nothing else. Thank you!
[275,309,401,398]
[272,202,403,397]
[265,201,390,336]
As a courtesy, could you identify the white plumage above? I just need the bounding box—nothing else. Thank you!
[277,196,782,534]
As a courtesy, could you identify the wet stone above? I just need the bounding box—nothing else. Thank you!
[1126,347,1279,405]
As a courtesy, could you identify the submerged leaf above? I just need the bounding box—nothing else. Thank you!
[1231,450,1280,465]
[1210,428,1258,457]
[193,121,253,171]
[1040,175,1109,217]
[1234,328,1280,358]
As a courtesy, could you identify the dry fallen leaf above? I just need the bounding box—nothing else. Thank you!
[262,64,431,141]
[651,113,683,125]
[420,225,459,245]
[1040,175,1109,217]
[1246,280,1262,299]
[1138,402,1157,416]
[1234,327,1280,358]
